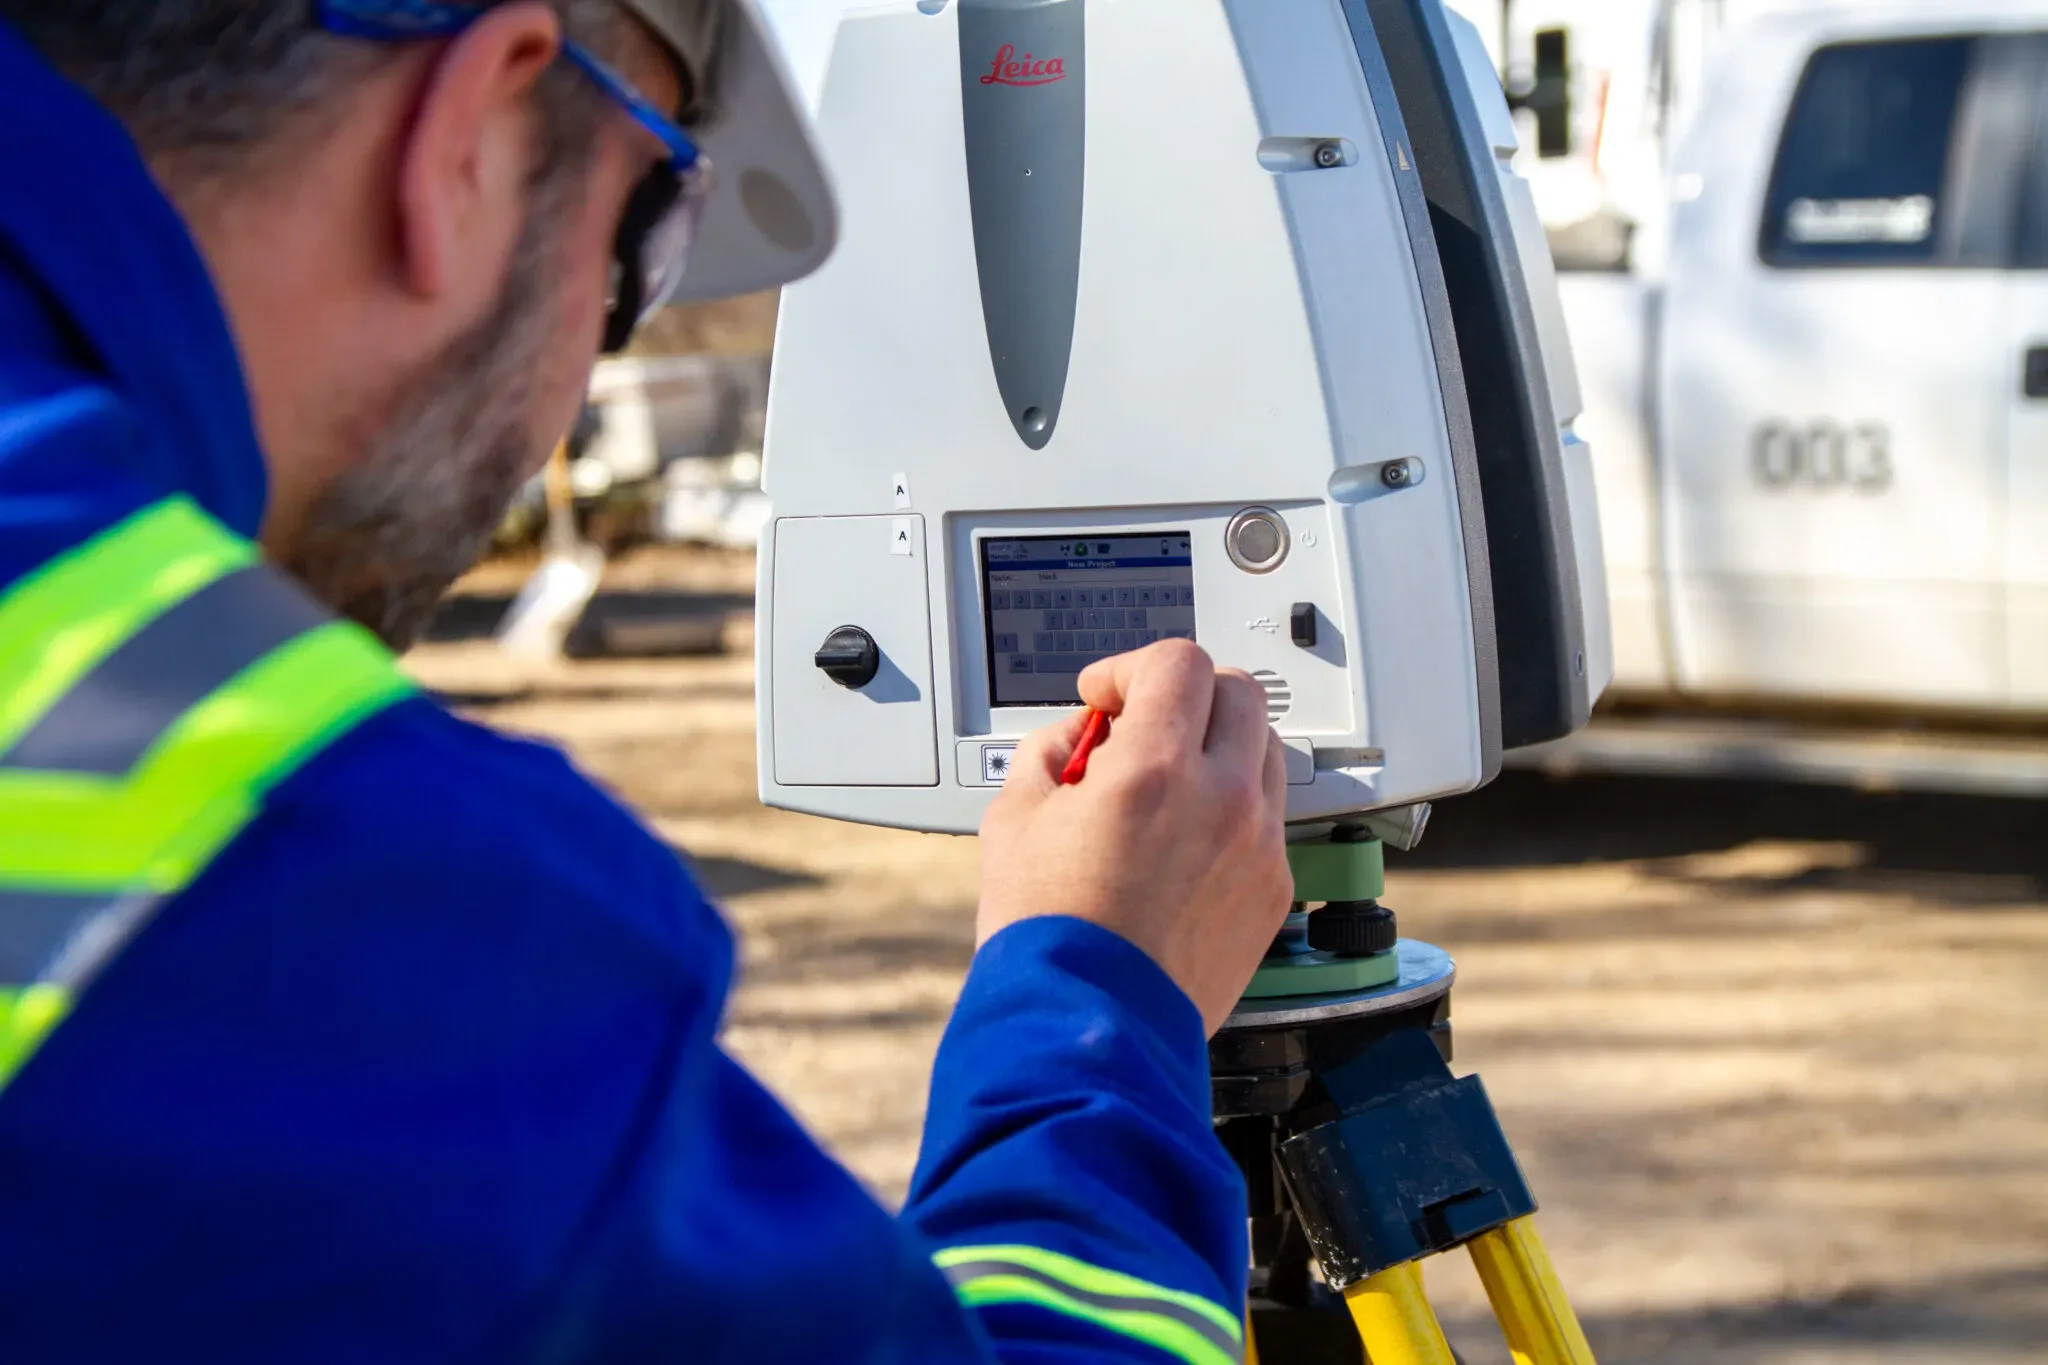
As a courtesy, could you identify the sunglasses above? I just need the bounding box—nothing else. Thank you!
[315,0,713,352]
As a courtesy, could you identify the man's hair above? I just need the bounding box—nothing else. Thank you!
[0,1,634,186]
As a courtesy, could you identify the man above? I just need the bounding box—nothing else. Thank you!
[0,1,1296,1361]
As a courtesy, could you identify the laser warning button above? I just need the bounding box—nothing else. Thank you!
[982,746,1017,784]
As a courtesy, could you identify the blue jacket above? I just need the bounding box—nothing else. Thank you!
[0,24,1245,1364]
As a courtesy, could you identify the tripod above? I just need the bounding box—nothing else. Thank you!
[1214,829,1596,1365]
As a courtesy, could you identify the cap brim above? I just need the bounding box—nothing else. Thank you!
[669,0,839,303]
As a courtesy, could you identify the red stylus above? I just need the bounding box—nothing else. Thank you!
[1059,708,1111,785]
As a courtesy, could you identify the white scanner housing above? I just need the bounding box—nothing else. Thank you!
[758,0,1610,834]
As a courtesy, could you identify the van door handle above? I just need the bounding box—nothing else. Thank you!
[2027,347,2048,399]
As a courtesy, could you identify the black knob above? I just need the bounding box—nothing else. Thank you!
[814,626,880,689]
[1307,899,1397,957]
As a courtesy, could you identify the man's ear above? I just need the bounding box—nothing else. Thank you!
[394,0,563,304]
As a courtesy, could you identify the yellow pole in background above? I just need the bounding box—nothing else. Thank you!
[542,440,576,555]
[1467,1217,1598,1365]
[1242,1309,1259,1365]
[1343,1261,1458,1365]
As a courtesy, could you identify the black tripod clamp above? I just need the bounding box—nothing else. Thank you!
[1217,992,1537,1288]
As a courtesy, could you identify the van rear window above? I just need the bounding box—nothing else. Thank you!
[1762,38,1973,266]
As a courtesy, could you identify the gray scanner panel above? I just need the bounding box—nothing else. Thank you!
[959,0,1086,449]
[770,515,940,787]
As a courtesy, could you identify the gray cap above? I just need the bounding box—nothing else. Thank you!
[615,0,838,302]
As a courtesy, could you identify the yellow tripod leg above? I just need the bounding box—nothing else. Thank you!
[1343,1261,1458,1365]
[1467,1217,1597,1365]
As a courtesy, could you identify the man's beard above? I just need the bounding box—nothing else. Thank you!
[280,195,571,652]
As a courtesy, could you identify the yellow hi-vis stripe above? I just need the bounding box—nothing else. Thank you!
[0,498,253,753]
[936,1244,1243,1365]
[0,621,414,892]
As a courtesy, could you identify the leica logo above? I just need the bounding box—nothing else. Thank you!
[980,43,1068,86]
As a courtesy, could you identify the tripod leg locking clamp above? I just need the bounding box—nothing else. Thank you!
[1277,1028,1536,1289]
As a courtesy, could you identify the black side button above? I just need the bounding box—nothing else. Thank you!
[815,626,880,689]
[1289,603,1318,648]
[2026,347,2048,399]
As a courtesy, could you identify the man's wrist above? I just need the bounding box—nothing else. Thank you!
[958,915,1210,1106]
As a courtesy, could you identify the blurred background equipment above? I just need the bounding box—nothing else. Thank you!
[491,297,777,659]
[497,439,606,660]
[584,352,772,548]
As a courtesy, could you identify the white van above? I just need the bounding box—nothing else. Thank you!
[1563,2,2048,750]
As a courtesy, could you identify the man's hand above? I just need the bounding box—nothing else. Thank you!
[977,640,1293,1035]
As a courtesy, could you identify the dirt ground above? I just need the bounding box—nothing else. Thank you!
[412,549,2048,1365]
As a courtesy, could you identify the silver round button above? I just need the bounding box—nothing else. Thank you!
[1226,508,1290,574]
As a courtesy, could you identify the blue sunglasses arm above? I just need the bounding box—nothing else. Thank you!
[558,43,703,174]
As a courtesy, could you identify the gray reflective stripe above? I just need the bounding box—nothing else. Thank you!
[0,565,329,776]
[0,888,157,990]
[0,890,107,982]
[940,1258,1242,1361]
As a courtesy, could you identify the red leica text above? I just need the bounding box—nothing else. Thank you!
[980,43,1067,86]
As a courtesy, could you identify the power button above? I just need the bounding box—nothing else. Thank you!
[1226,507,1290,574]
